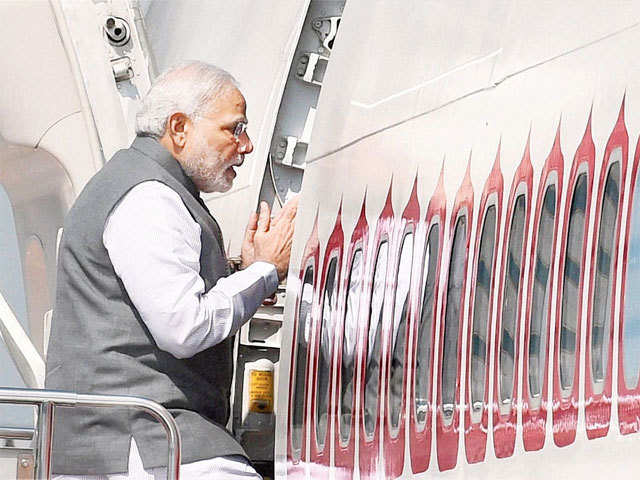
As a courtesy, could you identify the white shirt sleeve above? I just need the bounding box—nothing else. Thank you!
[103,181,278,359]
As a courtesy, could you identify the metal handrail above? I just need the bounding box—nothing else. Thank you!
[0,388,181,480]
[0,427,34,440]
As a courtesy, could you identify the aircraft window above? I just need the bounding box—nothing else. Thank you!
[528,184,557,399]
[291,264,314,453]
[363,240,389,437]
[624,163,640,389]
[500,195,526,407]
[339,248,363,443]
[316,256,338,447]
[442,215,467,422]
[0,184,32,428]
[471,205,497,413]
[592,156,621,387]
[389,232,414,431]
[414,224,440,425]
[560,173,588,394]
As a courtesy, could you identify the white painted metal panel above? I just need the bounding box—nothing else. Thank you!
[0,2,81,148]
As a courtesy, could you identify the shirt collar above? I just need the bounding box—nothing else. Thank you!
[130,135,200,199]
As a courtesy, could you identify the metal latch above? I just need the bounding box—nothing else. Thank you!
[111,56,133,83]
[312,16,341,52]
[296,53,329,86]
[274,108,316,169]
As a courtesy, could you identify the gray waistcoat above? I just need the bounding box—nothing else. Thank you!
[45,137,246,475]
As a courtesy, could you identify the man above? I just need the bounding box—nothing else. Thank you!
[45,61,297,479]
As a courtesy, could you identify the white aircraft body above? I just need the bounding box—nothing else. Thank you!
[276,1,640,478]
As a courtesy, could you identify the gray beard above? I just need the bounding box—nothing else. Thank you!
[181,147,240,193]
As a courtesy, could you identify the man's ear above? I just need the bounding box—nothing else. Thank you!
[166,112,190,149]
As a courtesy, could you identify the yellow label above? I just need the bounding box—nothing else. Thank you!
[249,369,274,413]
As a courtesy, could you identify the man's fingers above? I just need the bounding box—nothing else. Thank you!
[257,201,271,232]
[244,211,258,242]
[283,196,299,221]
[247,211,258,231]
[280,197,299,227]
[251,197,296,280]
[272,196,299,226]
[283,195,299,215]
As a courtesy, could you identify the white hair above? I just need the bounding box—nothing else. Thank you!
[135,61,239,138]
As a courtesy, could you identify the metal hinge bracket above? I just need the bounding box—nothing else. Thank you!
[312,16,341,53]
[296,53,329,86]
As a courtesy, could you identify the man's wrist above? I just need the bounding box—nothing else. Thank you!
[247,261,279,294]
[228,258,279,294]
[227,256,243,274]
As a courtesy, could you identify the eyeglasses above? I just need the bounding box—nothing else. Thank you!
[232,121,248,139]
[197,116,248,140]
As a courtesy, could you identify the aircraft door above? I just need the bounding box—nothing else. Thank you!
[0,139,72,433]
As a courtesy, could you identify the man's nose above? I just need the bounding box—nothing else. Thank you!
[238,132,253,154]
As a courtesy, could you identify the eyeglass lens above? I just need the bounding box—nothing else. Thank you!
[234,122,247,138]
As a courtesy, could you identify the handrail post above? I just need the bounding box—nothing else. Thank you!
[34,401,54,480]
[139,404,181,480]
[0,389,180,479]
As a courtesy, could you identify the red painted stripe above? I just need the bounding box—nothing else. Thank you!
[359,182,394,480]
[383,177,420,479]
[618,130,640,435]
[287,215,320,478]
[409,168,446,474]
[522,124,564,452]
[333,197,369,480]
[464,147,503,464]
[436,158,474,472]
[492,136,533,459]
[552,113,595,448]
[309,204,344,469]
[584,99,628,439]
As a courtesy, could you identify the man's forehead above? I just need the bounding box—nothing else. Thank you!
[206,87,247,120]
[225,87,246,109]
